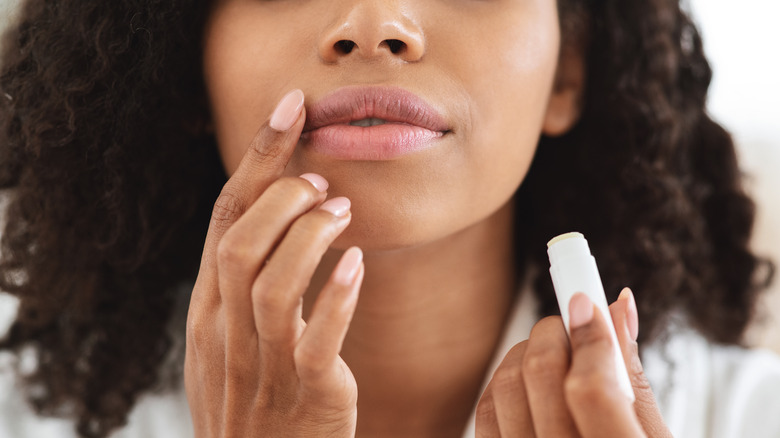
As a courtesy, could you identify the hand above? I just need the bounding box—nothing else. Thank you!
[476,288,673,437]
[184,89,363,437]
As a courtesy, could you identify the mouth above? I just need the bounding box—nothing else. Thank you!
[301,86,451,160]
[347,117,392,127]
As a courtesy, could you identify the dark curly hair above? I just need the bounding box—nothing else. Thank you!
[0,0,773,436]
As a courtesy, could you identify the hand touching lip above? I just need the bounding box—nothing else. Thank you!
[301,86,451,161]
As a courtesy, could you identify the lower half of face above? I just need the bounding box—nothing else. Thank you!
[203,0,561,250]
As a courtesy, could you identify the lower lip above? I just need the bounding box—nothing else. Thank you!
[302,124,445,160]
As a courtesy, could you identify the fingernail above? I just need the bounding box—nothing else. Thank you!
[319,197,351,217]
[299,173,328,193]
[569,293,594,329]
[269,89,304,131]
[619,287,639,341]
[334,247,363,285]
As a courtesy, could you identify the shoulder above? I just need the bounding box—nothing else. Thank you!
[642,325,780,438]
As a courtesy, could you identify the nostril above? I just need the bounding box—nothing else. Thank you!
[334,40,356,54]
[330,39,409,57]
[384,39,405,54]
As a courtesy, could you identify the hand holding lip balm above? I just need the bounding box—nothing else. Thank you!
[547,232,636,403]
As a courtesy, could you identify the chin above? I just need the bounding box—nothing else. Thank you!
[333,198,506,255]
[332,211,443,252]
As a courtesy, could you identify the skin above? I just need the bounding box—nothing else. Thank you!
[187,0,673,436]
[203,0,566,250]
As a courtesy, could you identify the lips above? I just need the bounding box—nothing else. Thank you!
[301,86,450,160]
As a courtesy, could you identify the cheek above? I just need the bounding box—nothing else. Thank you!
[444,3,561,213]
[202,2,314,173]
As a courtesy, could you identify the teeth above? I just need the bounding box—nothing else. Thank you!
[349,118,388,127]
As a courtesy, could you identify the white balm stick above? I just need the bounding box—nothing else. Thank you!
[547,232,635,403]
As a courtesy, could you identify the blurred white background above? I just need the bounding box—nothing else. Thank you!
[687,0,780,352]
[0,0,778,351]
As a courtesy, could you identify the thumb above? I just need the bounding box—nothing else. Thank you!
[609,288,673,438]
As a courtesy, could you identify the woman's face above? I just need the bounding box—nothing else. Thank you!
[203,0,574,250]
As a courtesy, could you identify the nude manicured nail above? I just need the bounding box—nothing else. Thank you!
[619,287,639,341]
[334,247,363,285]
[319,197,350,217]
[299,173,328,192]
[569,292,594,329]
[269,89,304,131]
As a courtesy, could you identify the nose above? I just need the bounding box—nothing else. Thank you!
[318,2,425,63]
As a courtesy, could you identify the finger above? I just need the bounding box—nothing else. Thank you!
[295,247,364,390]
[253,197,352,350]
[610,288,673,438]
[522,316,578,437]
[475,384,502,438]
[490,342,536,437]
[565,293,645,437]
[198,89,306,284]
[218,175,327,335]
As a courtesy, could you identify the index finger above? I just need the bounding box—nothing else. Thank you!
[200,89,306,276]
[565,293,645,437]
[522,316,578,437]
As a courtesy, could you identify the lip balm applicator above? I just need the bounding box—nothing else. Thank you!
[547,232,635,403]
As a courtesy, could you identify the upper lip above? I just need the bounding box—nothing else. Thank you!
[303,86,450,133]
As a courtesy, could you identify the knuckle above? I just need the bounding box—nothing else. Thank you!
[253,283,283,314]
[248,129,286,162]
[625,339,640,358]
[211,190,246,229]
[522,345,566,378]
[216,231,250,268]
[629,367,653,393]
[288,212,338,247]
[251,278,296,317]
[625,341,646,373]
[565,369,613,405]
[491,363,524,390]
[624,341,653,392]
[488,342,527,391]
[265,176,319,208]
[475,392,497,423]
[294,345,327,379]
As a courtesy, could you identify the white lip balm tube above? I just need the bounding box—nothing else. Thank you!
[547,232,635,403]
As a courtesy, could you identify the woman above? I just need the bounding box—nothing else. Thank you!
[0,0,778,437]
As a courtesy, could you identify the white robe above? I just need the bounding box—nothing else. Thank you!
[1,289,779,438]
